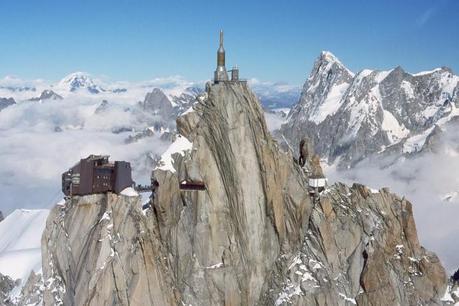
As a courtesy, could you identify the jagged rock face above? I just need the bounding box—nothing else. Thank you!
[288,51,354,126]
[94,100,109,114]
[15,271,44,306]
[153,81,311,305]
[170,86,203,111]
[0,97,15,111]
[28,90,63,102]
[42,81,447,305]
[138,87,201,129]
[42,194,177,306]
[262,183,446,305]
[281,52,459,168]
[141,88,175,118]
[0,273,16,305]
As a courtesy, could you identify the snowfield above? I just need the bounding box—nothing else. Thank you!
[310,82,349,124]
[0,209,49,294]
[155,134,193,173]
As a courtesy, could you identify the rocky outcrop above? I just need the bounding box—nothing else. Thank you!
[0,98,15,112]
[137,87,201,130]
[0,273,17,306]
[262,184,447,305]
[152,81,311,305]
[95,100,109,114]
[0,211,3,222]
[14,271,44,306]
[28,90,63,102]
[42,81,447,305]
[140,88,175,119]
[42,194,176,306]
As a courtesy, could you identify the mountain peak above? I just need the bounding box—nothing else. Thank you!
[319,50,340,62]
[58,72,104,94]
[29,89,63,102]
[315,51,354,77]
[59,71,91,83]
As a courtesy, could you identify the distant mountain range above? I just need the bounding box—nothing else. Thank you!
[0,73,300,111]
[279,51,459,168]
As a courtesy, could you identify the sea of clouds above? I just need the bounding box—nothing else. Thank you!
[0,93,171,214]
[326,121,459,273]
[0,74,299,216]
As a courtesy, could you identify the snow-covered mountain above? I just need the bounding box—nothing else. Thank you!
[280,51,459,168]
[0,209,49,301]
[55,72,128,94]
[28,90,62,102]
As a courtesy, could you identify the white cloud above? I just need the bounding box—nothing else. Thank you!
[326,122,459,273]
[0,93,170,215]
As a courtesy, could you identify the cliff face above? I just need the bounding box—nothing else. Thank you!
[42,194,176,306]
[263,184,446,305]
[153,82,311,305]
[42,82,447,305]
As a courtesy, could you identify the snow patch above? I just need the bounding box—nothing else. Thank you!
[422,105,440,119]
[346,85,381,138]
[382,110,409,144]
[356,69,373,80]
[374,70,393,83]
[182,106,194,115]
[120,187,139,197]
[370,188,379,193]
[320,51,355,77]
[155,134,193,173]
[99,211,111,223]
[403,126,435,153]
[0,209,49,295]
[338,293,357,305]
[310,82,349,124]
[413,68,443,76]
[56,198,66,206]
[205,262,223,269]
[442,285,455,303]
[401,80,415,99]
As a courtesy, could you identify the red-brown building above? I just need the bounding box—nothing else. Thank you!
[62,155,133,196]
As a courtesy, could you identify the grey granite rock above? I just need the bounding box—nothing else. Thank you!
[0,98,15,112]
[28,90,63,102]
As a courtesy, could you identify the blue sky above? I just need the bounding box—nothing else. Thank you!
[0,0,457,84]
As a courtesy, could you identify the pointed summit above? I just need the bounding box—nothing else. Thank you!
[315,51,353,76]
[29,90,63,102]
[287,51,355,125]
[319,50,340,63]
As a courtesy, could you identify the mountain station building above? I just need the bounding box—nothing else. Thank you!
[62,155,133,196]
